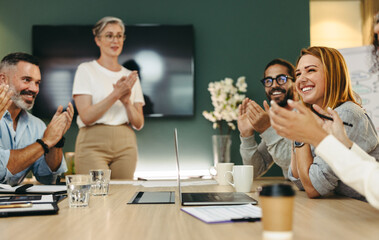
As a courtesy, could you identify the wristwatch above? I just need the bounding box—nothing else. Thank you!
[294,141,305,148]
[36,139,49,154]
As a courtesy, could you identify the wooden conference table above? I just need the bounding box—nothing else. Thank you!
[1,178,379,240]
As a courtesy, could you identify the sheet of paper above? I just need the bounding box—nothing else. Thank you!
[31,195,54,203]
[181,204,262,224]
[0,184,14,190]
[140,180,217,188]
[0,184,66,193]
[109,180,142,185]
[26,185,67,193]
[182,180,217,186]
[109,179,217,187]
[141,181,178,187]
[0,203,55,213]
[0,195,54,203]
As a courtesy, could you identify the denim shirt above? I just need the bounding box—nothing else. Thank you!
[0,110,67,186]
[289,101,379,200]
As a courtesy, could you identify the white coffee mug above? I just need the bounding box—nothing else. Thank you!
[225,165,254,192]
[211,163,234,185]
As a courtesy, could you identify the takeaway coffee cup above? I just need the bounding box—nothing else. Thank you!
[260,184,295,240]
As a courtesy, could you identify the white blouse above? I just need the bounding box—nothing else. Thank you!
[72,60,145,128]
[315,135,379,209]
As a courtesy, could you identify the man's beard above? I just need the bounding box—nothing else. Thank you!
[266,87,294,107]
[9,85,36,111]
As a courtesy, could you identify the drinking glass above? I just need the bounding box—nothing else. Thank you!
[66,175,91,208]
[89,169,111,196]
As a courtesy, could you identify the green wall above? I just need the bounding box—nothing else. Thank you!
[0,0,310,176]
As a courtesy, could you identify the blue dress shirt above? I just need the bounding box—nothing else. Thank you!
[0,110,67,186]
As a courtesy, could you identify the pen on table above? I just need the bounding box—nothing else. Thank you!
[0,202,33,209]
[231,217,261,222]
[15,183,33,193]
[137,177,147,181]
[311,107,353,127]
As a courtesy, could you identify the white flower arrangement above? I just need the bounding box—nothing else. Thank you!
[202,76,247,134]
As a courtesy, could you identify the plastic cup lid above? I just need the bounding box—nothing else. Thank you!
[259,183,295,197]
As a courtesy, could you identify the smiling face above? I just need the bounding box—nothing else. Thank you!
[95,23,124,58]
[6,61,41,110]
[264,64,295,107]
[295,54,326,107]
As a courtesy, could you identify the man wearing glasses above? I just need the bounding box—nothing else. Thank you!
[238,58,296,178]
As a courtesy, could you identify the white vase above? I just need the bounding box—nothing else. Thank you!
[212,135,231,165]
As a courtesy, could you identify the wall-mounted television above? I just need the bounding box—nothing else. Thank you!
[32,24,195,119]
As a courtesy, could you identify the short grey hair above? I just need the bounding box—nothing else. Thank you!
[92,16,125,37]
[0,52,39,73]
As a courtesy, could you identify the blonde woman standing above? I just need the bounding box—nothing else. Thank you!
[72,17,145,179]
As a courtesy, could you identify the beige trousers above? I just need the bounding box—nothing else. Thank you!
[74,124,137,179]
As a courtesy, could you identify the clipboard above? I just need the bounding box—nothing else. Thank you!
[0,202,59,217]
[181,204,262,224]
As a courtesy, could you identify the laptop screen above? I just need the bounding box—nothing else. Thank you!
[173,128,258,206]
[174,128,183,203]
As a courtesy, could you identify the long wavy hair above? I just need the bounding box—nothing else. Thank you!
[370,12,379,73]
[296,46,360,109]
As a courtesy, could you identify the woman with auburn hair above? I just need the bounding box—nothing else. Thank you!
[289,46,379,200]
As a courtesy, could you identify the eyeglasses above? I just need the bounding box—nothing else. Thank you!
[260,74,293,87]
[100,33,126,42]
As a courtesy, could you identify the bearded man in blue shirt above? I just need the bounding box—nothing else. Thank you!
[0,52,74,186]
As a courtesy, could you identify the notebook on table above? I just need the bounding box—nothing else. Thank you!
[174,128,258,206]
[0,194,59,217]
[0,202,59,217]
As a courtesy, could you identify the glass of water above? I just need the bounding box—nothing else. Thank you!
[89,169,111,196]
[66,175,91,208]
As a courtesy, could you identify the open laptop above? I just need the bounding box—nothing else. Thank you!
[174,128,258,206]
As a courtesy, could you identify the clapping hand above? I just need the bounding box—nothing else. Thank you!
[312,104,353,148]
[238,98,254,137]
[0,84,13,118]
[247,100,271,133]
[269,100,328,147]
[114,71,138,105]
[238,99,272,136]
[43,102,74,148]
